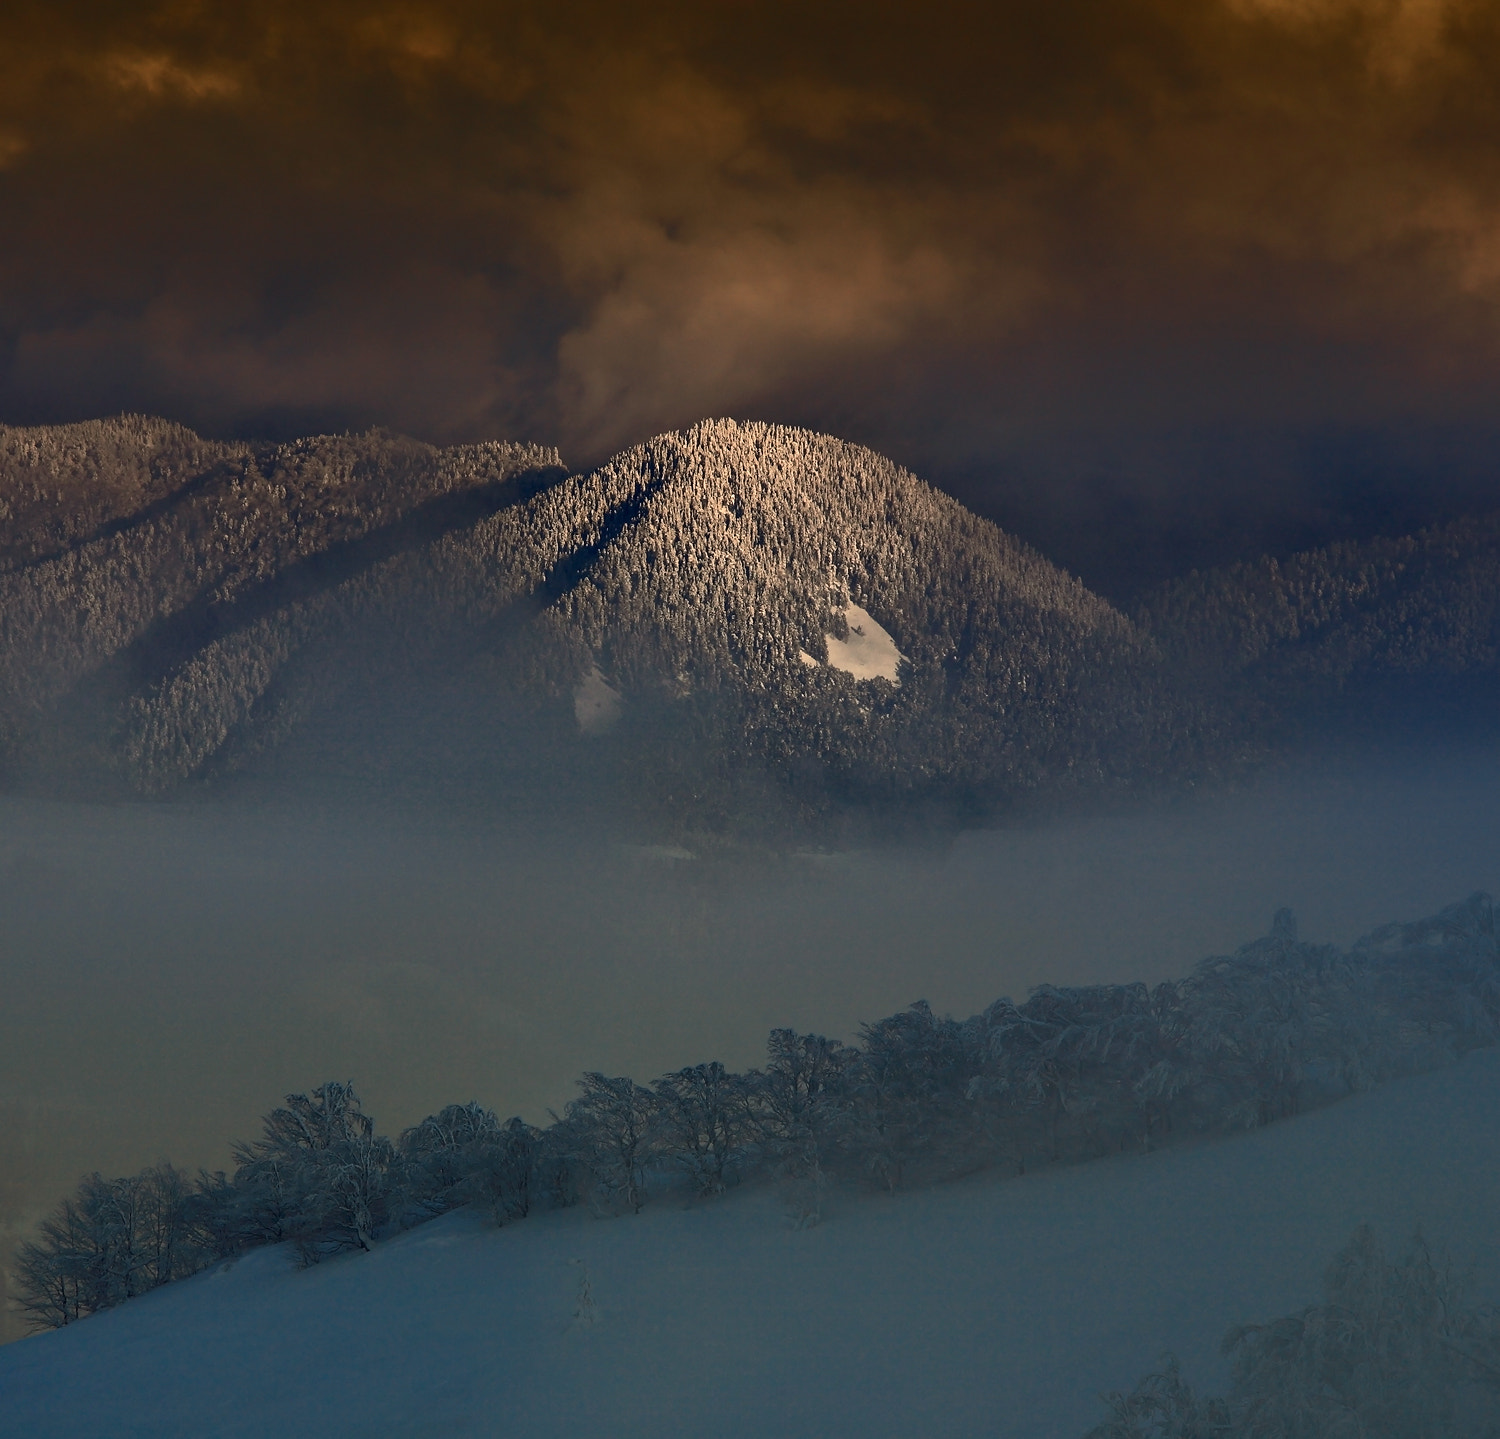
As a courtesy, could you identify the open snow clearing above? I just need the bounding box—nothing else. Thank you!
[821,603,906,684]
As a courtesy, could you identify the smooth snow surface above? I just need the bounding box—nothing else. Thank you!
[3,1050,1498,1439]
[823,603,904,683]
[572,664,621,733]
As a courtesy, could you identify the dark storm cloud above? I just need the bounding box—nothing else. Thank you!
[2,0,1499,591]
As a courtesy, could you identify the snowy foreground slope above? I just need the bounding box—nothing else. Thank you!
[3,1050,1498,1439]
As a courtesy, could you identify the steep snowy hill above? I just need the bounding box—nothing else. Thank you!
[434,419,1180,817]
[0,418,1185,825]
[2,1047,1496,1439]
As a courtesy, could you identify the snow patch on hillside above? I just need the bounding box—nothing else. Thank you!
[573,664,621,733]
[822,604,905,683]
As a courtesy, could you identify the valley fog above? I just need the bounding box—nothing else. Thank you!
[3,739,1499,1341]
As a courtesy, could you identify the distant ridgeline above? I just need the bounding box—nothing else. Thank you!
[14,893,1499,1333]
[2,414,1498,827]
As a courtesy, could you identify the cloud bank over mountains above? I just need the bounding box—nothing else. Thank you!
[3,1,1499,592]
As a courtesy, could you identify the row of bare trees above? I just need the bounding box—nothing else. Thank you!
[15,894,1500,1331]
[12,1164,207,1328]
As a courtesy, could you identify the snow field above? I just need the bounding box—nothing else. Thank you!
[2,1047,1497,1438]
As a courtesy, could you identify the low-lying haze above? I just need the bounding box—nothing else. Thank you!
[3,734,1497,1341]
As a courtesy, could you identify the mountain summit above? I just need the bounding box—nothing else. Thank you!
[494,420,1177,815]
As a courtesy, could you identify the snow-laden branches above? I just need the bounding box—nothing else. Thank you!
[1085,1226,1500,1438]
[220,1080,396,1265]
[12,1163,208,1329]
[558,1074,660,1215]
[398,1104,549,1227]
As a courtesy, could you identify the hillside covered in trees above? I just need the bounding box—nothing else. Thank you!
[2,415,1498,831]
[13,892,1497,1328]
[4,893,1499,1436]
[1139,512,1500,741]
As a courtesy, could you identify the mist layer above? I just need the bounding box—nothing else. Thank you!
[3,734,1497,1339]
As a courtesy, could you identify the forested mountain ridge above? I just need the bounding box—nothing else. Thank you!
[0,417,1191,820]
[0,415,241,567]
[2,413,1496,826]
[0,417,561,795]
[1137,511,1500,724]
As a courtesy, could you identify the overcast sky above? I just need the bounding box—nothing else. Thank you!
[3,0,1498,594]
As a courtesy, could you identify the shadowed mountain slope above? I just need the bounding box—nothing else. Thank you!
[1138,512,1500,738]
[0,417,562,796]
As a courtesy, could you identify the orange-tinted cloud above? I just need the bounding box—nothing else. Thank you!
[102,49,241,100]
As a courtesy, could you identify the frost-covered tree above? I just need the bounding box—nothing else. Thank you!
[399,1100,499,1219]
[225,1080,395,1264]
[13,1162,208,1330]
[1225,1226,1500,1439]
[1181,921,1317,1129]
[752,1029,853,1158]
[652,1062,755,1197]
[1084,1356,1232,1439]
[975,986,1142,1165]
[1082,1226,1500,1439]
[1356,892,1500,1081]
[1116,982,1198,1150]
[399,1103,545,1225]
[844,1001,975,1188]
[467,1115,549,1222]
[748,1029,856,1224]
[558,1073,660,1214]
